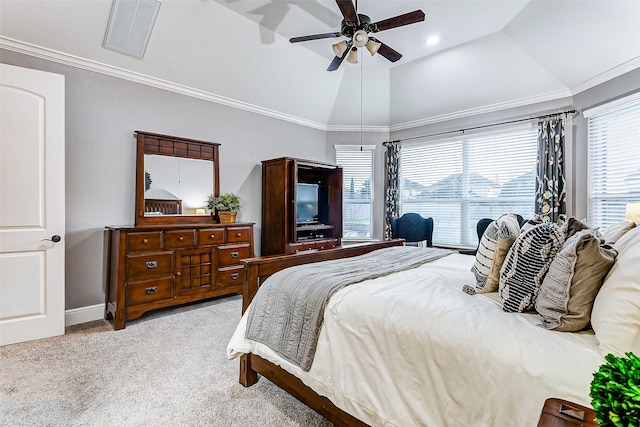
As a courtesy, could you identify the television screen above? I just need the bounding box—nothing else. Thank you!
[296,183,319,224]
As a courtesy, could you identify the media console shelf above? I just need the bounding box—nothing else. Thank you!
[261,157,343,256]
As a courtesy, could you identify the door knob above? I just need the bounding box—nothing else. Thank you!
[42,235,62,243]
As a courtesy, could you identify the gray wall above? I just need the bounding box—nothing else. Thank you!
[1,50,328,310]
[2,49,638,312]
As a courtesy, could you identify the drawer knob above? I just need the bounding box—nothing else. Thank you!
[230,252,239,258]
[145,286,157,294]
[230,273,239,280]
[178,236,184,241]
[142,238,148,244]
[236,232,242,237]
[146,261,157,269]
[210,234,215,239]
[176,271,181,277]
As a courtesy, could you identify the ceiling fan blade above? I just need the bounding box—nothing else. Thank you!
[327,41,353,71]
[371,10,425,33]
[376,41,402,63]
[336,0,358,23]
[289,32,342,43]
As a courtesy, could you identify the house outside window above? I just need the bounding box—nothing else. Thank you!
[399,124,538,247]
[585,92,640,228]
[335,145,375,240]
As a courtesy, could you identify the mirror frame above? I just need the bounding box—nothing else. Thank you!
[134,130,220,225]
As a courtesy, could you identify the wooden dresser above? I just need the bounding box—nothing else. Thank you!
[106,223,253,330]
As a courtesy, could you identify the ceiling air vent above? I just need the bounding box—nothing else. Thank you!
[103,0,161,59]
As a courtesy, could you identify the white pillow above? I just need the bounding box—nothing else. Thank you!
[602,220,636,245]
[591,226,640,357]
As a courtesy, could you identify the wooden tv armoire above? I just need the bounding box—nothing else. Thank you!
[261,157,343,256]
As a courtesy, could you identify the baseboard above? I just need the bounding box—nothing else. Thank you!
[65,304,105,327]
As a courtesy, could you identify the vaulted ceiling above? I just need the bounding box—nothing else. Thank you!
[1,0,639,130]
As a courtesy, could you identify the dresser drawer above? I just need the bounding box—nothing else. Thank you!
[218,265,245,286]
[226,226,251,243]
[127,252,173,280]
[165,229,196,249]
[127,231,163,252]
[126,277,173,306]
[218,244,251,266]
[199,228,225,245]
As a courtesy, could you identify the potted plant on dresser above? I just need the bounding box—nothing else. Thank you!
[208,192,241,223]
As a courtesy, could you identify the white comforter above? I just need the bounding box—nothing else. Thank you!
[227,253,605,427]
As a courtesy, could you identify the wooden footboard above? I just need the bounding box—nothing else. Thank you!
[241,239,404,313]
[238,240,403,426]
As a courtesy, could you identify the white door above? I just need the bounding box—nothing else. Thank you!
[0,63,65,345]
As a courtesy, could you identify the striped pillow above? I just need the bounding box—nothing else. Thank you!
[499,222,565,312]
[471,214,521,293]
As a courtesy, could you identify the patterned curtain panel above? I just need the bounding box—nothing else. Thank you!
[384,141,401,240]
[535,118,567,223]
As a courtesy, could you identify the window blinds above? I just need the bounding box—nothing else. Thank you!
[400,124,538,246]
[585,92,640,228]
[335,145,375,239]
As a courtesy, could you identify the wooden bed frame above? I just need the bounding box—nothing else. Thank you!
[239,240,404,427]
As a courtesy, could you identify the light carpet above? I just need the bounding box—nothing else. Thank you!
[0,295,332,427]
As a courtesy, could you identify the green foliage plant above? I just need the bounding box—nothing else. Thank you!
[207,193,240,212]
[590,352,640,427]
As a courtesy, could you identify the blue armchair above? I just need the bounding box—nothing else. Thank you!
[391,213,434,247]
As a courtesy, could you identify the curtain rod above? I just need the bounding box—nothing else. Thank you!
[383,109,577,145]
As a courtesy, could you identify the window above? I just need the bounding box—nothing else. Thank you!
[335,145,375,239]
[585,92,640,228]
[400,124,538,247]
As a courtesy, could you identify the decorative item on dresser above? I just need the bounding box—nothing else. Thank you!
[261,157,343,256]
[106,131,254,330]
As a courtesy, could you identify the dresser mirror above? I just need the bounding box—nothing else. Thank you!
[134,131,220,225]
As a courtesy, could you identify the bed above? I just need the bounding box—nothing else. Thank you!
[227,221,640,426]
[144,198,182,215]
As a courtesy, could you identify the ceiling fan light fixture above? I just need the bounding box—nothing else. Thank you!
[353,29,369,48]
[365,39,381,56]
[332,40,348,57]
[346,47,359,64]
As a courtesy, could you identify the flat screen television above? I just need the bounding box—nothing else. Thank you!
[296,183,319,224]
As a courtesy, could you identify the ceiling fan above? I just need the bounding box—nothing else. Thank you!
[289,0,425,71]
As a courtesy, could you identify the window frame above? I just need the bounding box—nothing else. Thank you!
[335,144,376,241]
[584,91,640,228]
[398,123,538,247]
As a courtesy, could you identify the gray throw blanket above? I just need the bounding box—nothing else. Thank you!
[245,246,452,371]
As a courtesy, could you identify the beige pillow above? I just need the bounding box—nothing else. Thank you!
[602,220,636,245]
[561,217,593,239]
[536,230,617,332]
[471,214,521,293]
[591,226,640,356]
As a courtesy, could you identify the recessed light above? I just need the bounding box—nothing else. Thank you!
[426,35,440,45]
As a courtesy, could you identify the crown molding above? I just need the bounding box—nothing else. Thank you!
[570,56,640,96]
[8,36,633,133]
[389,89,572,132]
[0,36,328,131]
[325,124,389,133]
